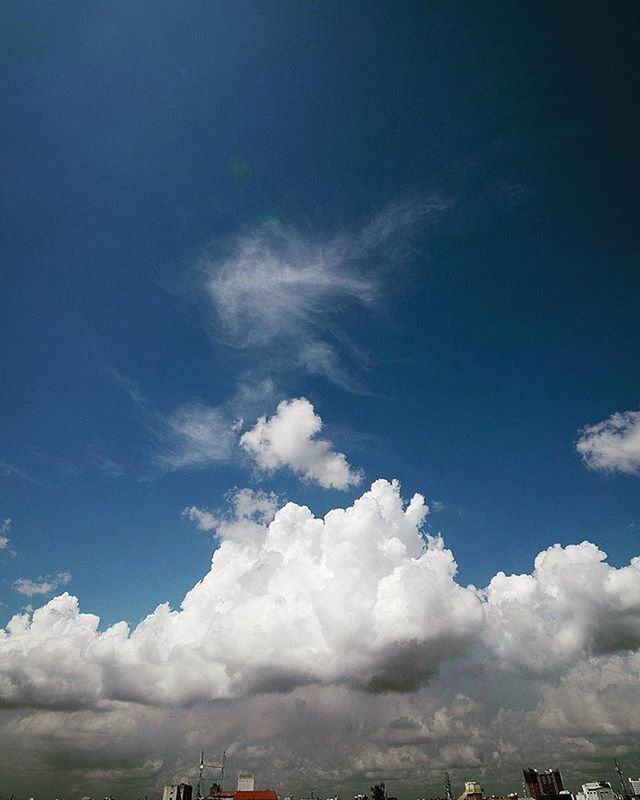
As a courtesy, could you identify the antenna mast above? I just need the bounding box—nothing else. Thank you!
[615,759,630,800]
[444,771,453,800]
[196,751,227,800]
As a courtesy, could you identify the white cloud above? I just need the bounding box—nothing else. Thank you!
[202,201,447,389]
[94,454,125,478]
[149,379,277,474]
[1,477,640,797]
[155,393,357,485]
[533,650,640,737]
[156,402,235,470]
[484,541,640,673]
[576,409,640,474]
[184,487,280,543]
[0,460,40,485]
[0,518,13,555]
[240,397,362,489]
[0,480,481,708]
[12,571,72,597]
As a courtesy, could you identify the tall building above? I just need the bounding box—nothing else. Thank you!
[576,783,614,800]
[238,775,256,792]
[629,779,640,797]
[458,782,483,800]
[523,769,564,799]
[163,785,193,800]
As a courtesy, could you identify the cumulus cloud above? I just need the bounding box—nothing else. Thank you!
[484,542,640,673]
[1,481,640,800]
[0,480,484,709]
[12,571,72,597]
[184,487,280,543]
[576,409,640,474]
[202,201,448,389]
[3,481,640,720]
[240,398,363,489]
[155,392,358,485]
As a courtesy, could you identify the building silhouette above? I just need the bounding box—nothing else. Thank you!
[523,769,564,799]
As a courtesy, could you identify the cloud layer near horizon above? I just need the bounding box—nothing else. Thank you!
[1,480,639,712]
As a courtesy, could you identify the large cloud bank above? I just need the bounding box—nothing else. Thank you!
[2,480,640,714]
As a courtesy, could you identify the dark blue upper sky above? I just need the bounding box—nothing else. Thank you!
[1,0,639,627]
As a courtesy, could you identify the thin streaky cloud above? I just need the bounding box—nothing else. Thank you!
[111,369,149,407]
[0,460,42,486]
[155,402,235,471]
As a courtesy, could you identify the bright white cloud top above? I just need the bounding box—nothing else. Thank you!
[576,409,640,474]
[241,397,363,489]
[1,480,639,712]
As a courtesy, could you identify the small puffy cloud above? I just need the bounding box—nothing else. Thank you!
[12,571,72,597]
[240,397,362,489]
[576,409,640,474]
[157,402,235,470]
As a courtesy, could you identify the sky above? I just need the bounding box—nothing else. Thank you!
[1,1,639,798]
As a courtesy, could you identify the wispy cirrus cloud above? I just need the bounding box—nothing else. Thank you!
[155,402,236,471]
[576,409,640,475]
[202,199,449,390]
[0,459,41,485]
[112,369,277,475]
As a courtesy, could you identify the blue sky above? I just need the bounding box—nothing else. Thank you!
[1,2,639,797]
[2,0,638,625]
